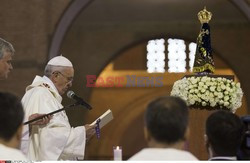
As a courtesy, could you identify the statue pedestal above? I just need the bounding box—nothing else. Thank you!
[187,108,215,160]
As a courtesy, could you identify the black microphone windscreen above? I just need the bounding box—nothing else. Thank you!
[67,90,92,110]
[67,90,74,99]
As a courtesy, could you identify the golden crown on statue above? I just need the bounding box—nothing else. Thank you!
[198,7,212,23]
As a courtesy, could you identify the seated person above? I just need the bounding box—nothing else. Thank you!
[129,96,198,160]
[205,110,244,161]
[0,92,27,160]
[237,116,250,160]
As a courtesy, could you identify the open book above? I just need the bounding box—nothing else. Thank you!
[90,109,113,129]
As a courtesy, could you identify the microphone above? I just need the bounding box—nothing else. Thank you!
[67,91,92,110]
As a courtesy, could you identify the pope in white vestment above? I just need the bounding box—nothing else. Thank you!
[21,56,95,161]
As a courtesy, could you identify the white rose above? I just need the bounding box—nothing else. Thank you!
[210,86,215,92]
[203,85,208,89]
[218,92,223,99]
[221,84,226,90]
[224,102,229,107]
[215,98,220,102]
[210,101,216,107]
[232,94,237,99]
[224,96,229,101]
[217,86,222,92]
[209,93,214,98]
[191,78,198,84]
[202,101,207,106]
[227,88,233,93]
[199,83,204,87]
[189,89,194,93]
[190,77,195,81]
[190,99,195,105]
[201,77,207,82]
[201,95,206,100]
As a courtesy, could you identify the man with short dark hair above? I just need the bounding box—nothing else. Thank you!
[205,110,244,161]
[0,92,27,160]
[129,96,198,160]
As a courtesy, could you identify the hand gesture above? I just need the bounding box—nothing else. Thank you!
[85,124,96,142]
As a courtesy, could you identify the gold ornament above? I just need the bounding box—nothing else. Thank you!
[198,7,212,24]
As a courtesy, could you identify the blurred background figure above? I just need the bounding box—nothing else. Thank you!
[0,92,27,160]
[205,110,244,161]
[237,115,250,160]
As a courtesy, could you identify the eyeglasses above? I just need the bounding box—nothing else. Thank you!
[57,71,74,82]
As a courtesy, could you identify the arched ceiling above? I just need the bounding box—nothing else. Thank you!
[49,0,250,58]
[76,0,248,23]
[50,0,250,112]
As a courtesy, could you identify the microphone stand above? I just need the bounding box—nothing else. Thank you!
[23,102,81,125]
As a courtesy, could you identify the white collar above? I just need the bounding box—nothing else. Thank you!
[42,75,59,95]
[27,75,62,103]
[209,156,237,161]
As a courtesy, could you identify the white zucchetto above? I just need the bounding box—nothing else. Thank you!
[47,56,73,67]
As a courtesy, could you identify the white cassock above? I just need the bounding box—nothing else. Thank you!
[20,75,86,161]
[0,144,27,160]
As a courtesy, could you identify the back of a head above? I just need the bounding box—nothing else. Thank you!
[206,110,244,156]
[145,96,189,144]
[0,38,15,59]
[0,92,24,141]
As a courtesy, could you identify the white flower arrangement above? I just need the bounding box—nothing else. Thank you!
[170,76,243,113]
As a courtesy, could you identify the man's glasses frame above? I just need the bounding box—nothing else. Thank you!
[55,71,74,82]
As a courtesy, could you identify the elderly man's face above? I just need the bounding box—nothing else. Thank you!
[0,51,13,80]
[53,67,74,95]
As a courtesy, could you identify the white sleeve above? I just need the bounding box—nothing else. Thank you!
[59,126,86,159]
[39,117,86,160]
